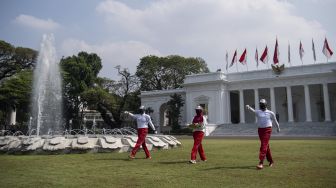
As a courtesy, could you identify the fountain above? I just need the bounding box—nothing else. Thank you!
[0,34,181,154]
[30,34,63,136]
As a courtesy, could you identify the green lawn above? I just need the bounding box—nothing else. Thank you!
[0,138,335,188]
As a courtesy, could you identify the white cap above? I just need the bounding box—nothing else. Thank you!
[259,99,267,104]
[139,105,145,110]
[195,106,203,110]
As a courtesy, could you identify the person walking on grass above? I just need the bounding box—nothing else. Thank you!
[246,99,280,170]
[124,106,157,159]
[189,105,207,164]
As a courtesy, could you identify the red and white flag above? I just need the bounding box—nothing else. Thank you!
[255,48,259,67]
[288,42,291,64]
[273,38,279,64]
[230,50,237,67]
[299,41,304,61]
[260,46,268,63]
[239,48,247,64]
[322,37,333,59]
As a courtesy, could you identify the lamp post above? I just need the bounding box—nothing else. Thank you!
[83,117,86,130]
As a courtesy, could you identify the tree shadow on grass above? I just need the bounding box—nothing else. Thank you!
[202,165,256,171]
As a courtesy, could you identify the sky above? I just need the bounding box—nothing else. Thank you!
[0,0,335,80]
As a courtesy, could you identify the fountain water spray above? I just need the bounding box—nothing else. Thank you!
[30,34,63,136]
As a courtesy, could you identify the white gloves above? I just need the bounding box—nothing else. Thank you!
[245,105,250,109]
[154,130,157,134]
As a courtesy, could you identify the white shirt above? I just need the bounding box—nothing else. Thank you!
[246,106,280,129]
[127,112,156,130]
[192,116,208,133]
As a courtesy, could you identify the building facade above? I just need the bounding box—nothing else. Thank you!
[140,63,336,134]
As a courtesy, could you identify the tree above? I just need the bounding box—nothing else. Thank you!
[136,55,209,91]
[0,40,37,81]
[60,52,102,129]
[0,70,33,128]
[166,93,184,132]
[97,66,140,127]
[81,87,117,128]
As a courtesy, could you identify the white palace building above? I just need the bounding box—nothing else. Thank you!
[140,62,336,136]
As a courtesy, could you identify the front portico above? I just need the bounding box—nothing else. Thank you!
[140,63,336,135]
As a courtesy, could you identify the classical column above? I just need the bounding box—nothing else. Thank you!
[186,93,193,124]
[254,89,259,123]
[323,83,331,122]
[304,84,312,122]
[218,89,224,124]
[9,107,16,125]
[153,109,160,132]
[286,86,294,122]
[239,89,245,124]
[270,87,276,114]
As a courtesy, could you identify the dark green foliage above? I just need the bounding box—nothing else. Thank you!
[60,52,102,129]
[136,55,209,91]
[0,40,37,80]
[0,70,33,127]
[0,40,36,129]
[95,67,140,127]
[81,87,117,128]
[167,93,184,132]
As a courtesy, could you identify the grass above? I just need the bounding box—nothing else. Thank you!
[0,138,335,188]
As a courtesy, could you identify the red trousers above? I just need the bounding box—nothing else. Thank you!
[131,128,150,157]
[191,131,206,160]
[258,127,273,164]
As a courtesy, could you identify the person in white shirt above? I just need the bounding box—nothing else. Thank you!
[124,106,157,159]
[189,106,207,164]
[246,99,280,169]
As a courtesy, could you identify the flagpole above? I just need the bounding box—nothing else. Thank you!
[255,47,258,71]
[325,35,328,63]
[288,41,291,67]
[267,61,269,69]
[236,62,238,72]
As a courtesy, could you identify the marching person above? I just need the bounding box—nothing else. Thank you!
[124,106,157,159]
[246,99,280,170]
[189,105,207,164]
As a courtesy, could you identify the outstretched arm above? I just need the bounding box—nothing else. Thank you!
[124,111,135,119]
[245,105,255,113]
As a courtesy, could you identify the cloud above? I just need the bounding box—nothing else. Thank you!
[14,14,60,30]
[96,0,329,72]
[60,38,161,80]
